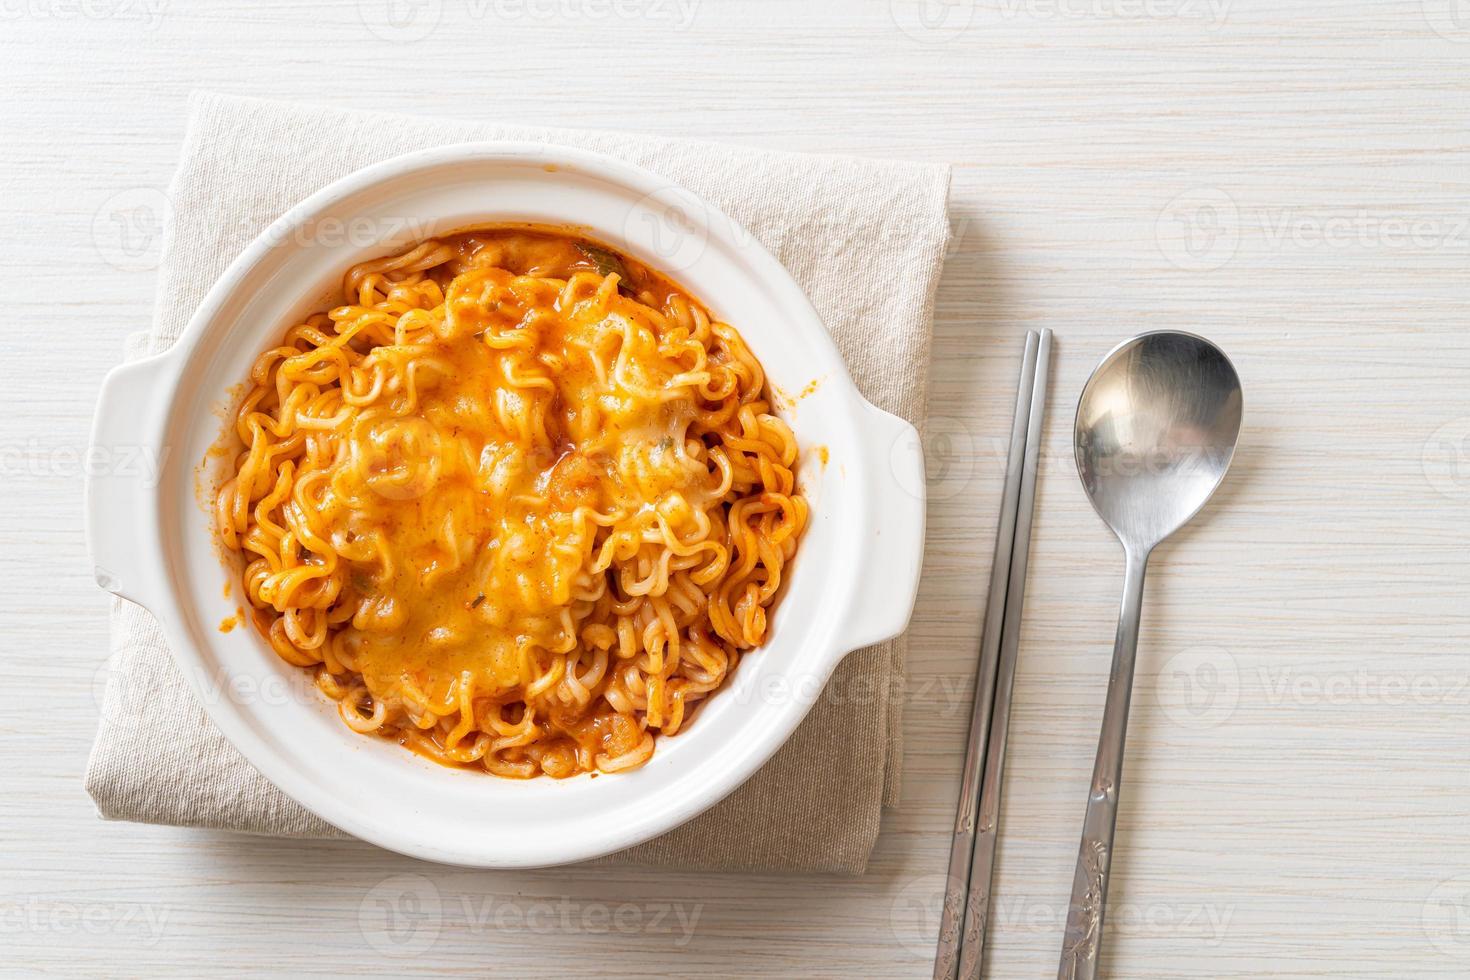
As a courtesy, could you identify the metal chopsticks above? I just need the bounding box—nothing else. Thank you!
[933,329,1052,980]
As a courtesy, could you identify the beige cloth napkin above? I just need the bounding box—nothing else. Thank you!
[86,92,949,875]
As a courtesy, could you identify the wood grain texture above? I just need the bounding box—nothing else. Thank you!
[3,1,1469,976]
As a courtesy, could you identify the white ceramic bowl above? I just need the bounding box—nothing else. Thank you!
[85,143,926,868]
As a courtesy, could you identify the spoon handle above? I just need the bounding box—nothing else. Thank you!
[1058,548,1149,980]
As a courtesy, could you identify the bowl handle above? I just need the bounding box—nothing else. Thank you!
[839,400,928,651]
[85,353,173,609]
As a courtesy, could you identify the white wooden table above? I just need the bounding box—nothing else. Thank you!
[5,2,1470,976]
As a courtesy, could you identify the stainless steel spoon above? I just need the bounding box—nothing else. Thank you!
[1058,332,1242,979]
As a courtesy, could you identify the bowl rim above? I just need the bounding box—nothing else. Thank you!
[86,141,927,866]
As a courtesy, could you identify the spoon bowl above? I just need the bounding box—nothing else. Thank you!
[1058,331,1241,980]
[1075,331,1243,552]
